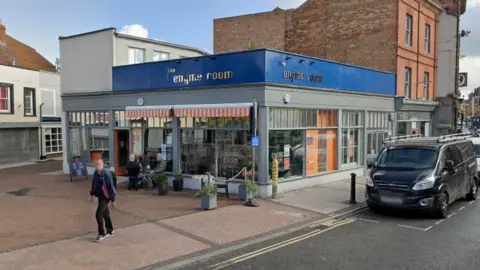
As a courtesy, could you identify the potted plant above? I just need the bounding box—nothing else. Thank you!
[239,179,257,201]
[110,170,117,188]
[173,173,184,191]
[201,185,217,210]
[155,174,169,195]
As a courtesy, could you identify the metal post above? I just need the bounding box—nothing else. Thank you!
[350,173,357,204]
[39,103,46,160]
[454,0,461,132]
[252,99,257,183]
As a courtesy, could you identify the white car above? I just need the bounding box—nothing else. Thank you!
[467,137,480,175]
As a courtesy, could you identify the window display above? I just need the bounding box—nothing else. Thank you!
[306,130,337,175]
[269,130,305,178]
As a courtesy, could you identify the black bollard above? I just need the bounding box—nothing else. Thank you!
[350,173,357,204]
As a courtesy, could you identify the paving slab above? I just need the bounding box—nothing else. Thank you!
[160,200,319,245]
[273,177,366,215]
[0,223,210,270]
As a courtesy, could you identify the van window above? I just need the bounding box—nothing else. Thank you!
[447,146,463,166]
[457,141,474,161]
[376,147,438,170]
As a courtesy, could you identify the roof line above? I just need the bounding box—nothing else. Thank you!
[114,32,210,55]
[58,27,116,40]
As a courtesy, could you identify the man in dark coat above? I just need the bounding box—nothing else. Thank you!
[90,159,116,242]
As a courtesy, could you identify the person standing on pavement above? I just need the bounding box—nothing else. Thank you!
[90,158,116,242]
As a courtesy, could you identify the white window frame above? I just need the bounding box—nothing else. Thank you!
[0,85,11,113]
[128,47,145,64]
[423,72,429,99]
[406,14,413,47]
[405,67,412,98]
[153,51,169,61]
[40,88,57,117]
[424,24,431,53]
[44,127,63,154]
[24,88,34,116]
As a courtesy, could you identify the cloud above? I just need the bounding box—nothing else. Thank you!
[274,0,306,9]
[459,3,480,96]
[118,24,149,38]
[467,0,480,8]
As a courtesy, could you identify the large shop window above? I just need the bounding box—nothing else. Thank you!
[366,112,391,156]
[180,117,252,179]
[68,111,110,165]
[269,108,338,179]
[341,111,364,166]
[116,110,173,172]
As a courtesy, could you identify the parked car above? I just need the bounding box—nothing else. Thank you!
[467,136,480,177]
[366,133,478,218]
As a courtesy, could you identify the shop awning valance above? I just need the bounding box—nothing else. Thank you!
[173,103,252,118]
[125,106,172,118]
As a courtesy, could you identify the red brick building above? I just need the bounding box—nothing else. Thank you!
[214,0,468,101]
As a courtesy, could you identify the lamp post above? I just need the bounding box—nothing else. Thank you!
[39,103,46,160]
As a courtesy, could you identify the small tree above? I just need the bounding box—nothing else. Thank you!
[248,42,257,50]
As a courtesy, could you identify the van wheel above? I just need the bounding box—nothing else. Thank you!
[435,193,449,219]
[466,179,478,201]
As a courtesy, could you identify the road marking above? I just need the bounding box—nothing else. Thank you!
[423,225,433,231]
[448,213,456,218]
[459,206,465,211]
[397,224,429,231]
[208,219,354,269]
[469,201,475,205]
[435,220,444,225]
[355,217,379,223]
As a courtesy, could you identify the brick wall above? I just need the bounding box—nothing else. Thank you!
[214,0,399,72]
[214,8,292,53]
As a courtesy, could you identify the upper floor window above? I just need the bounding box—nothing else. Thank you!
[0,84,12,113]
[424,24,431,53]
[405,14,413,47]
[423,72,429,99]
[40,89,56,116]
[404,67,412,98]
[128,47,145,64]
[23,88,35,116]
[153,51,169,61]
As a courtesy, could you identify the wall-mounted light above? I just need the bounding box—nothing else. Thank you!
[299,59,305,63]
[310,61,316,65]
[285,56,291,60]
[279,61,286,67]
[210,56,217,60]
[176,60,181,64]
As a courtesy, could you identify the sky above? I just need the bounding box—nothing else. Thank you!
[0,0,478,96]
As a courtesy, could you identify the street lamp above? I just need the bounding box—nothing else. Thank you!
[39,103,46,160]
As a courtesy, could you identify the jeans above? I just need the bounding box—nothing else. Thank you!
[95,197,113,235]
[129,174,144,189]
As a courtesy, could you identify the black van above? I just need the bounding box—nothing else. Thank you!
[366,133,479,218]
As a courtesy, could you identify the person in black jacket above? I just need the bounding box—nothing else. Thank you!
[90,159,116,242]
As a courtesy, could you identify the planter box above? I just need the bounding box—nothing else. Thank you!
[238,186,253,201]
[157,183,169,195]
[173,179,184,191]
[201,194,217,210]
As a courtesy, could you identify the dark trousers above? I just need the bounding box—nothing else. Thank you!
[95,197,113,235]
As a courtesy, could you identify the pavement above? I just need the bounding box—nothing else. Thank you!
[0,160,366,270]
[183,197,480,270]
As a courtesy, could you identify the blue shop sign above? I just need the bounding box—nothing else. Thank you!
[112,49,396,96]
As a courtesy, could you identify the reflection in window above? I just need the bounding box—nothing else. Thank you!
[306,129,337,175]
[181,129,216,176]
[145,128,173,172]
[269,130,305,179]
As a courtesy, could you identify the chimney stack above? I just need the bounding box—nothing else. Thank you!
[0,18,6,44]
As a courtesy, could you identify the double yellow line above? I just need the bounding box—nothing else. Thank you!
[208,218,354,270]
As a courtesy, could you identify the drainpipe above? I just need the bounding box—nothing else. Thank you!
[453,0,460,132]
[39,103,46,160]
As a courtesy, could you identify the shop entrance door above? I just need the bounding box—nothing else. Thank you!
[114,130,130,176]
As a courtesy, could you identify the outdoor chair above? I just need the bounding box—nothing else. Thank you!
[213,178,232,199]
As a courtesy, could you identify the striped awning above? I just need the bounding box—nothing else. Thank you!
[173,103,252,118]
[125,106,172,118]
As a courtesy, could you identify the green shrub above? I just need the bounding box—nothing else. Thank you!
[155,174,168,185]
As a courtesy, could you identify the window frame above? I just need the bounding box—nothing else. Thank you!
[44,127,63,154]
[153,51,169,62]
[405,14,413,47]
[0,83,13,113]
[423,72,429,99]
[404,67,412,98]
[23,88,36,116]
[128,47,146,64]
[424,24,431,53]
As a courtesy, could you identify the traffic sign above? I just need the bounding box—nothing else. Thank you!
[459,72,468,87]
[252,136,259,147]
